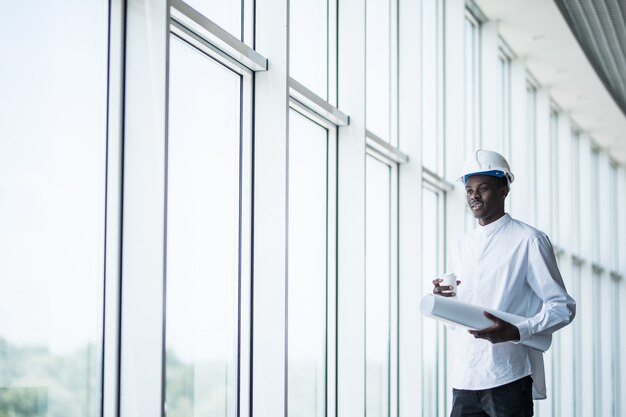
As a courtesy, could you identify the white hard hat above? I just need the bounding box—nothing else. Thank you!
[457,149,515,184]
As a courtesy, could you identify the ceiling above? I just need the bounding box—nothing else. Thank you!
[474,0,626,164]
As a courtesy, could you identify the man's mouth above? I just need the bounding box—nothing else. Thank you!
[470,202,483,210]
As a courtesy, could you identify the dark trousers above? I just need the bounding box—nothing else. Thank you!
[450,375,534,417]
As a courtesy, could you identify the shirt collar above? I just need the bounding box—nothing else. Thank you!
[475,213,511,238]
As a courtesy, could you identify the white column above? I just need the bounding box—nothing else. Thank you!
[337,0,366,415]
[252,0,289,415]
[119,0,168,415]
[398,0,422,415]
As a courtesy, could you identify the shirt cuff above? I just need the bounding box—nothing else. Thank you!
[515,321,532,343]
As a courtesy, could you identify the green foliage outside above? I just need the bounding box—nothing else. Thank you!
[0,337,100,417]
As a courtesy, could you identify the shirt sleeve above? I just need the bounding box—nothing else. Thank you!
[515,234,576,343]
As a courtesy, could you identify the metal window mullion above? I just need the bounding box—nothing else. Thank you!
[238,73,254,417]
[366,130,409,164]
[170,23,253,76]
[326,126,338,417]
[464,0,487,23]
[102,1,125,416]
[389,161,399,417]
[289,77,349,127]
[422,167,454,192]
[169,0,267,71]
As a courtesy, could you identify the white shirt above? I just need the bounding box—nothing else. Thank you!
[449,213,576,399]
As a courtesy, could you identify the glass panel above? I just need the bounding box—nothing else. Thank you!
[421,0,438,171]
[185,0,242,39]
[0,2,108,416]
[366,0,391,141]
[290,0,328,99]
[611,277,621,417]
[165,36,242,417]
[590,149,599,263]
[609,164,618,270]
[578,265,595,416]
[526,85,537,223]
[571,132,580,252]
[365,156,391,417]
[421,187,440,416]
[464,17,477,154]
[497,55,509,156]
[497,56,504,149]
[287,110,329,417]
[549,110,560,241]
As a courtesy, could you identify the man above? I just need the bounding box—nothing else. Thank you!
[433,149,576,417]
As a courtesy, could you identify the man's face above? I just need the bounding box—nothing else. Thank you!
[464,175,508,226]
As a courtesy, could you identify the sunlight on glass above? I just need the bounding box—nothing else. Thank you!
[421,187,440,417]
[365,156,391,417]
[165,36,241,417]
[422,0,438,172]
[464,18,476,154]
[288,110,328,417]
[290,0,328,99]
[366,0,391,141]
[497,55,509,156]
[185,0,242,39]
[0,2,108,416]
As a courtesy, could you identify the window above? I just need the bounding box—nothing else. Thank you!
[185,0,242,39]
[464,12,481,153]
[422,0,444,174]
[287,107,338,417]
[290,0,331,100]
[549,108,560,241]
[366,0,394,143]
[590,148,600,263]
[164,34,250,417]
[526,82,537,224]
[365,151,398,417]
[609,163,619,271]
[497,51,511,157]
[0,2,109,416]
[420,184,446,416]
[570,131,581,253]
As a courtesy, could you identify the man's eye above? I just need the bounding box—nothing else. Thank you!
[479,187,488,193]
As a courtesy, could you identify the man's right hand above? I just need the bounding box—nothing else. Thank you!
[432,278,461,297]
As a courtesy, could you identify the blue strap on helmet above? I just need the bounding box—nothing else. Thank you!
[463,170,506,184]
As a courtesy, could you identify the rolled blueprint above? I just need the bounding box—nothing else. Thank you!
[420,294,552,352]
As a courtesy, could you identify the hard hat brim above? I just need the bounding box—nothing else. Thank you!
[458,170,513,184]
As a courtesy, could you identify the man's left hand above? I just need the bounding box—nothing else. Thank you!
[468,312,521,344]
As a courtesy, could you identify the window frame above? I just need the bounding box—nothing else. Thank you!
[364,142,401,417]
[286,87,341,417]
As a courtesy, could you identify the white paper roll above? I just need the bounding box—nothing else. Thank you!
[420,294,552,352]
